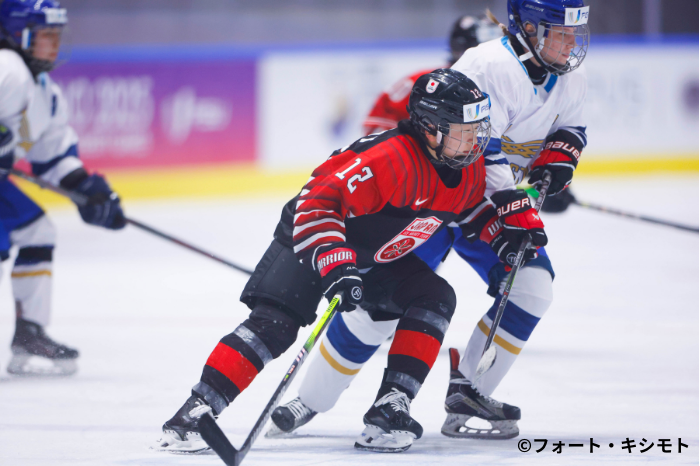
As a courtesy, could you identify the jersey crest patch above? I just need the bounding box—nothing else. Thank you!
[500,135,543,159]
[374,217,443,263]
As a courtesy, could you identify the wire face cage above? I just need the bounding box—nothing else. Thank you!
[533,22,589,74]
[436,119,492,169]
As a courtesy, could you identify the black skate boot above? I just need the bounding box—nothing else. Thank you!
[265,396,318,438]
[155,382,227,454]
[8,318,79,376]
[355,386,423,453]
[441,348,520,439]
[156,395,212,453]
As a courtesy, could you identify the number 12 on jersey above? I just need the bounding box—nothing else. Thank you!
[335,158,374,193]
[347,167,373,193]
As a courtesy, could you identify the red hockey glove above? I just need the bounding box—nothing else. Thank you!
[529,130,583,195]
[483,190,548,267]
[315,245,363,312]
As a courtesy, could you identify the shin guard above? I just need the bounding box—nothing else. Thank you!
[200,302,300,408]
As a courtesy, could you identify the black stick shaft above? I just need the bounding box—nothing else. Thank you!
[124,218,254,275]
[9,168,255,275]
[483,174,551,355]
[574,200,699,234]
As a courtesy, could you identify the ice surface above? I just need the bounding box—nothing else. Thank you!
[0,175,697,465]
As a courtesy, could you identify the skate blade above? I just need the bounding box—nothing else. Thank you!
[441,413,519,440]
[265,423,297,439]
[354,425,414,453]
[152,430,211,454]
[7,354,77,377]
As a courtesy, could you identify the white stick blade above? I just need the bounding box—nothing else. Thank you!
[474,346,497,382]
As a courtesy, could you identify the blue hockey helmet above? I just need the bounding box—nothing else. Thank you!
[507,0,589,75]
[0,0,67,74]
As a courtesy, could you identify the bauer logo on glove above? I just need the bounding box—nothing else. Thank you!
[496,197,531,217]
[475,190,548,267]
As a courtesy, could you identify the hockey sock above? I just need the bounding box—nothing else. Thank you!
[200,302,300,407]
[298,309,397,412]
[381,302,453,400]
[10,215,56,327]
[12,245,54,327]
[459,266,552,395]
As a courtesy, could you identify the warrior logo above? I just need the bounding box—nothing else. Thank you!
[351,286,363,301]
[374,217,443,263]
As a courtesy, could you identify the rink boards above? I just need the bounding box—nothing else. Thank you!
[17,35,696,207]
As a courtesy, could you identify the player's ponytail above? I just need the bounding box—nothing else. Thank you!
[485,9,509,36]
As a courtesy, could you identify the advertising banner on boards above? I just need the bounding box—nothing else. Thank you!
[52,59,257,170]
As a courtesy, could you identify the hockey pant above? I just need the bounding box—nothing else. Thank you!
[194,241,455,413]
[297,227,554,413]
[0,181,56,327]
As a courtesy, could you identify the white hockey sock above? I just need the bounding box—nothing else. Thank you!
[458,266,553,396]
[298,307,398,413]
[10,215,56,327]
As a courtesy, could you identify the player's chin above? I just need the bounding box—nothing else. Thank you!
[555,52,574,66]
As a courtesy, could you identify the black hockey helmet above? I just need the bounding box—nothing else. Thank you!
[449,15,502,64]
[408,68,491,169]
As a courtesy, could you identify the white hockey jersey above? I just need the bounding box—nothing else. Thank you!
[452,36,587,196]
[0,49,81,186]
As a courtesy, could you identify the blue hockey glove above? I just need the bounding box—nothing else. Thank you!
[73,174,126,230]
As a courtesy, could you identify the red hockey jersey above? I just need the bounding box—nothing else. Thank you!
[274,122,487,270]
[362,68,435,136]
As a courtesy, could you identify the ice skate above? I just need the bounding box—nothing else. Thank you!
[354,387,423,453]
[154,395,212,454]
[7,318,79,376]
[265,396,318,438]
[441,348,520,440]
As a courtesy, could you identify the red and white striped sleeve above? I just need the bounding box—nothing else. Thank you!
[291,147,407,267]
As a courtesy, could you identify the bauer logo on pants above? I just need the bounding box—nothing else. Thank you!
[374,217,443,263]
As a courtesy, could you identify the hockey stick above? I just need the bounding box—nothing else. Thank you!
[6,168,255,275]
[523,186,699,234]
[474,172,552,382]
[572,200,699,234]
[199,295,341,466]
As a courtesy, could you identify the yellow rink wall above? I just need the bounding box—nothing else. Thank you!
[12,155,699,210]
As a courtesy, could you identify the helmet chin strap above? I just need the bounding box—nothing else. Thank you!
[431,130,447,162]
[514,32,534,62]
[21,28,31,49]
